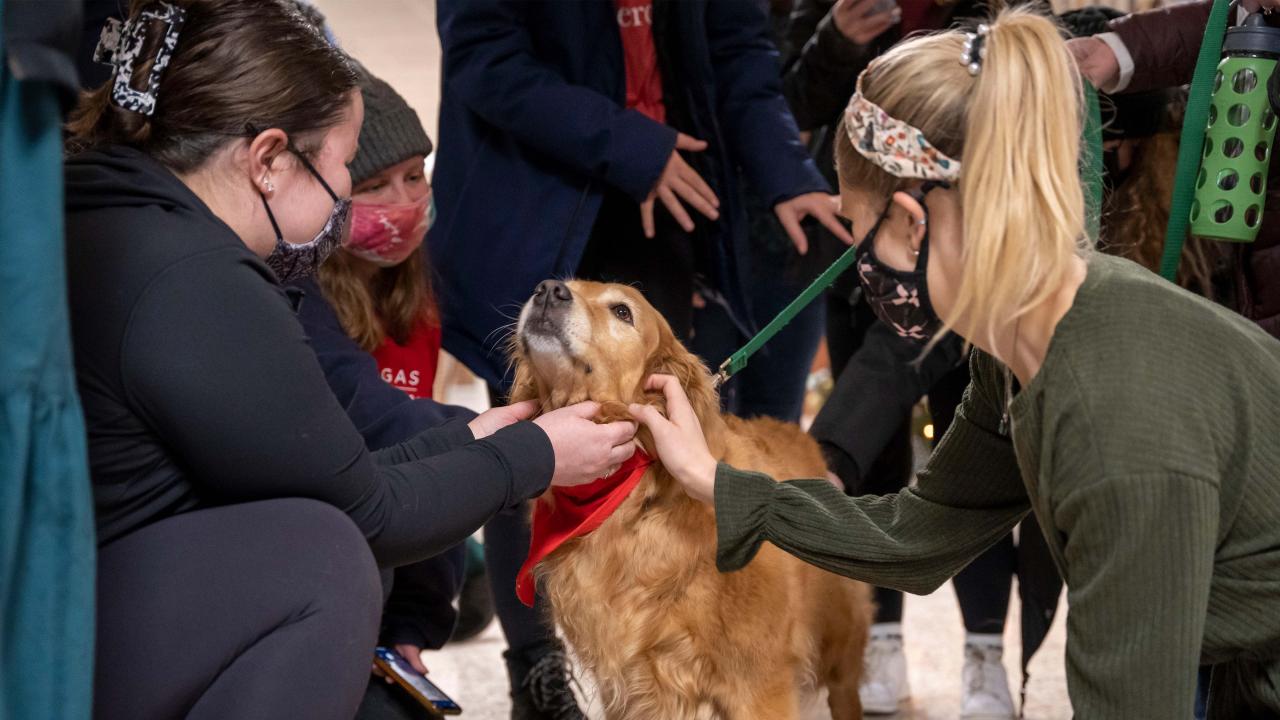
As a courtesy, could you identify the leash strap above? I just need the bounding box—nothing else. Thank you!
[713,83,1107,387]
[1084,82,1104,242]
[713,239,859,387]
[1160,0,1233,281]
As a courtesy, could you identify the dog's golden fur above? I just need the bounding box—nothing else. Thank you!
[511,280,872,720]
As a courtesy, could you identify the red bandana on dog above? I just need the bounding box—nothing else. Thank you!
[516,449,654,606]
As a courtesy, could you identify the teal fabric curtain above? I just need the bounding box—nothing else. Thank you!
[0,2,96,716]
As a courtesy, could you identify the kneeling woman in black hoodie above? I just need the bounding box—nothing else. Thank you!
[63,2,637,718]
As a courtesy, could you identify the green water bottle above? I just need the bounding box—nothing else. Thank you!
[1192,14,1280,243]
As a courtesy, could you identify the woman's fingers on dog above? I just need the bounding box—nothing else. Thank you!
[644,374,698,428]
[608,439,638,466]
[560,401,602,419]
[627,403,668,432]
[600,419,638,444]
[504,399,540,421]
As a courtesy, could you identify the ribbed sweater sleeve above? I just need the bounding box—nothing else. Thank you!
[1055,472,1216,718]
[715,352,1029,594]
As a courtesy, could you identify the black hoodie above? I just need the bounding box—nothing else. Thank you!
[64,145,553,565]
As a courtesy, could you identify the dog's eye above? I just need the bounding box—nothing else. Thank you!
[611,303,633,325]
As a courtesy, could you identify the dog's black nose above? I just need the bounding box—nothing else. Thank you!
[534,279,573,307]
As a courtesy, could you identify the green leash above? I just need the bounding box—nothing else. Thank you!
[713,84,1107,387]
[712,234,861,387]
[1159,0,1232,282]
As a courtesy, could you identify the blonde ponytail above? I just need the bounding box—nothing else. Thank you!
[834,8,1091,348]
[957,10,1089,348]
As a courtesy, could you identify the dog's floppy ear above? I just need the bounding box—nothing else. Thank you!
[642,321,720,427]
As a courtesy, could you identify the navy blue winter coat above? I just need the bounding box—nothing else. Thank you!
[430,0,829,387]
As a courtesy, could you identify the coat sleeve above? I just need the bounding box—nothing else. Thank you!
[704,0,831,206]
[293,279,476,452]
[1108,0,1214,94]
[381,544,467,651]
[715,351,1029,594]
[121,250,553,567]
[437,0,676,202]
[809,325,966,488]
[780,0,875,132]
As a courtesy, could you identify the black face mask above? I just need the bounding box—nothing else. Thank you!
[854,182,947,344]
[260,144,351,283]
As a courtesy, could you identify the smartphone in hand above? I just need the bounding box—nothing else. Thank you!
[374,646,463,716]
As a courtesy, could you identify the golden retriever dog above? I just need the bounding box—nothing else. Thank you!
[510,279,873,720]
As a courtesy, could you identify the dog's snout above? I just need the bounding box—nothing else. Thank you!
[534,280,573,308]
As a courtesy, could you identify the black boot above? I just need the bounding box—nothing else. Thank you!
[506,643,586,720]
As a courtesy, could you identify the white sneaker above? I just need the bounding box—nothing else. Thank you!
[860,623,910,715]
[961,634,1016,720]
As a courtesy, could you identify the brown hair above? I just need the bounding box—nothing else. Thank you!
[1099,94,1222,299]
[68,0,359,171]
[318,248,439,351]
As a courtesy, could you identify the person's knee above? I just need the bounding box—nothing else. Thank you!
[272,499,382,639]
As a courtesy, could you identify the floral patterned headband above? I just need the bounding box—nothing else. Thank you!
[842,74,962,182]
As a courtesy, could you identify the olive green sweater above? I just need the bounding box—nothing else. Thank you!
[715,254,1280,718]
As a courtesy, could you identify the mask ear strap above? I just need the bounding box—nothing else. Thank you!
[288,145,341,202]
[907,183,947,272]
[260,194,285,241]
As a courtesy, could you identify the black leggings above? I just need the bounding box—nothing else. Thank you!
[94,499,382,720]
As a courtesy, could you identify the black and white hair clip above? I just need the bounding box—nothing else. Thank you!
[960,23,990,76]
[93,1,187,116]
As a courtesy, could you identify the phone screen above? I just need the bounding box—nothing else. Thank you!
[375,647,462,713]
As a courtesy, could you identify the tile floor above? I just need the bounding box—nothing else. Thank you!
[310,1,1073,716]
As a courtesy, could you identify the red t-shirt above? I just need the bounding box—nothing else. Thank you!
[372,320,441,400]
[614,0,665,123]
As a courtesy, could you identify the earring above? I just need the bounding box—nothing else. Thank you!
[915,218,927,226]
[909,247,921,257]
[262,173,274,194]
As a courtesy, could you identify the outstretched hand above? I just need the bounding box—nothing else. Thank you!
[775,192,855,254]
[628,375,717,504]
[641,133,720,238]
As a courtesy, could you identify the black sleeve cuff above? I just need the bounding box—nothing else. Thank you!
[480,420,554,507]
[372,417,476,465]
[380,622,433,652]
[819,441,861,491]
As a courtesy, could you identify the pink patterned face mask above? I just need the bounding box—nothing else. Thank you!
[344,192,433,267]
